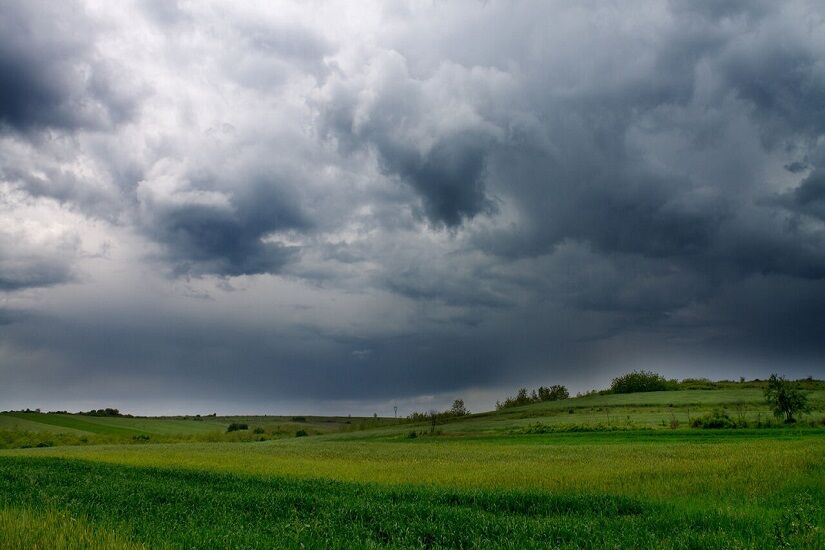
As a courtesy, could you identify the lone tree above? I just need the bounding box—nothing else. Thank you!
[450,399,469,417]
[764,374,810,423]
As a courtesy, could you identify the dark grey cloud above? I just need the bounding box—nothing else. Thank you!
[0,0,136,132]
[139,173,309,277]
[0,257,74,291]
[784,170,825,221]
[319,55,502,226]
[0,214,79,291]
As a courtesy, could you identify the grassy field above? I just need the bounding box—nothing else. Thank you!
[0,412,387,449]
[0,385,823,547]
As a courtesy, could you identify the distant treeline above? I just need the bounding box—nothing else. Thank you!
[0,408,133,417]
[491,371,825,411]
[77,408,132,417]
[596,371,825,395]
[408,399,469,422]
[496,385,569,410]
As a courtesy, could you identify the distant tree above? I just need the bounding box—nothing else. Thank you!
[450,399,469,416]
[764,374,810,423]
[542,385,569,401]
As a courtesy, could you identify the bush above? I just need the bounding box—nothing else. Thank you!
[691,409,737,429]
[252,427,265,434]
[610,370,676,394]
[295,430,308,437]
[227,423,248,432]
[407,431,417,439]
[291,416,306,422]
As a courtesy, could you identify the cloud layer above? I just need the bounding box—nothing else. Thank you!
[1,0,824,414]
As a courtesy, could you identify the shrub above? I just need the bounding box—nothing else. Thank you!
[407,431,417,439]
[295,430,308,437]
[252,427,265,434]
[132,434,150,441]
[691,409,736,429]
[227,423,248,432]
[291,416,306,422]
[610,370,676,394]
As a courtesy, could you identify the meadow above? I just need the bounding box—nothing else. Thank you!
[0,383,823,548]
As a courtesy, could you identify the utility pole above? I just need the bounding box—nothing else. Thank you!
[393,405,398,418]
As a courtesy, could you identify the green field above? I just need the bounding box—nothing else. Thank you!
[1,385,823,548]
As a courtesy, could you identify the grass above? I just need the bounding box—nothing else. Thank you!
[0,507,142,550]
[0,455,820,549]
[0,385,822,547]
[8,431,824,504]
[0,412,385,449]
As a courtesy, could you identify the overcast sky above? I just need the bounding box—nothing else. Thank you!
[1,0,824,415]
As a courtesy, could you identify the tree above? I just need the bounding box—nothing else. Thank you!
[544,384,569,401]
[450,399,469,416]
[764,374,810,423]
[428,410,439,433]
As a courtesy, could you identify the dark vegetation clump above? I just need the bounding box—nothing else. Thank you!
[226,423,248,432]
[295,430,308,437]
[408,399,471,424]
[495,385,569,410]
[609,371,676,394]
[132,434,150,442]
[291,416,307,422]
[252,427,265,434]
[79,408,132,417]
[407,431,417,439]
[691,409,738,429]
[517,423,637,434]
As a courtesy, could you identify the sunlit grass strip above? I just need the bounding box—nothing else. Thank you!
[0,507,144,550]
[6,432,823,506]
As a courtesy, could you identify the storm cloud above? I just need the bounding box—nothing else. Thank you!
[1,1,824,415]
[0,0,136,132]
